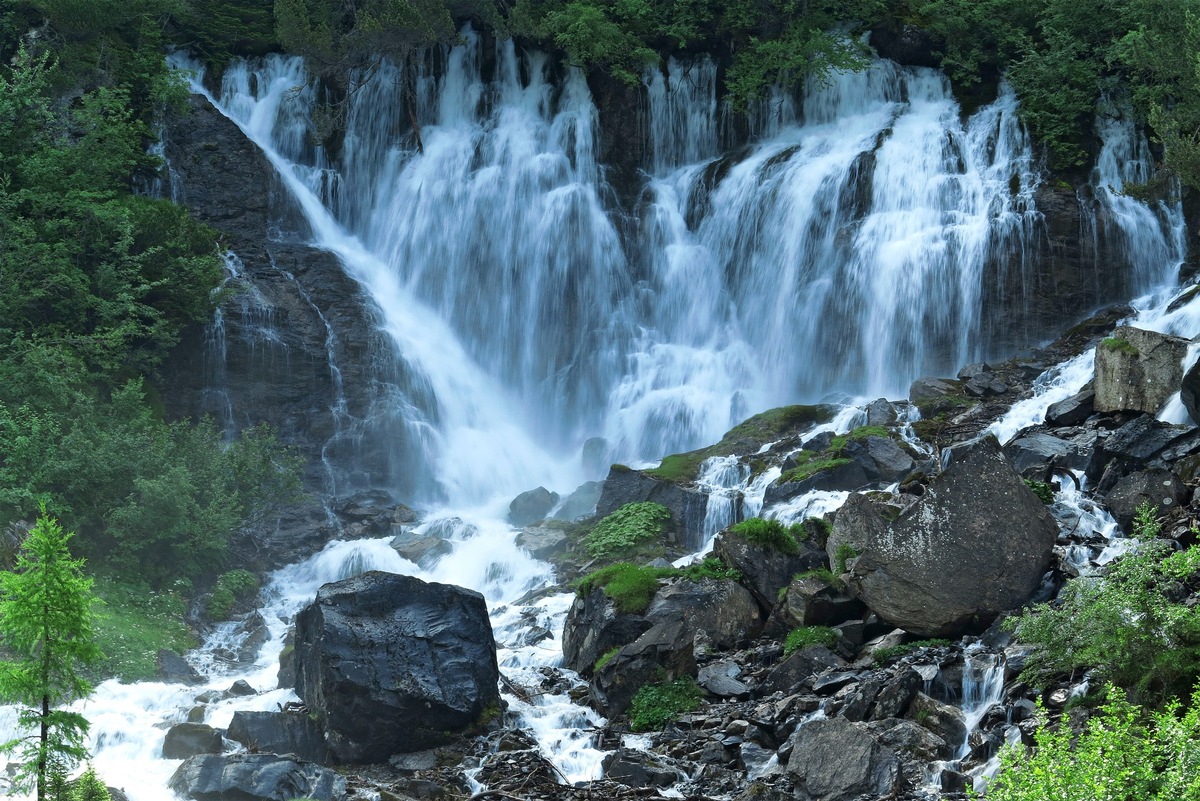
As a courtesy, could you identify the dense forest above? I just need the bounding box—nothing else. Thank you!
[2,0,1200,799]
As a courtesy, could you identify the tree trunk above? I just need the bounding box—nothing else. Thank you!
[38,691,48,801]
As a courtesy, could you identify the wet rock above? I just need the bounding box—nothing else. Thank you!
[162,723,224,759]
[515,522,571,559]
[167,753,345,801]
[390,534,453,567]
[908,693,967,752]
[785,718,901,800]
[870,718,951,761]
[508,486,560,527]
[158,649,202,685]
[277,628,296,689]
[713,528,826,611]
[562,587,652,675]
[1182,357,1200,426]
[863,398,899,427]
[1003,432,1091,479]
[1100,416,1193,466]
[841,436,917,483]
[601,748,678,787]
[388,750,438,771]
[699,661,751,698]
[869,21,943,67]
[758,646,846,697]
[646,578,764,649]
[1103,468,1188,533]
[554,480,603,521]
[595,465,709,550]
[228,680,257,697]
[829,436,1057,637]
[764,460,872,506]
[590,617,696,717]
[1094,326,1189,414]
[1045,388,1095,426]
[770,574,866,632]
[227,711,329,765]
[294,571,499,763]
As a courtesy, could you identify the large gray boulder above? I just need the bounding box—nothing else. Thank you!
[562,587,653,675]
[162,723,223,759]
[645,578,764,650]
[785,718,901,800]
[226,711,330,764]
[294,571,500,762]
[590,617,696,717]
[829,436,1057,637]
[1094,326,1189,414]
[168,754,345,801]
[508,487,560,527]
[713,529,827,611]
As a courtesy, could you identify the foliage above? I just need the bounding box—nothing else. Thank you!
[71,764,113,801]
[629,677,702,731]
[782,455,852,484]
[1024,479,1055,504]
[577,562,664,614]
[981,684,1200,801]
[784,626,837,654]
[1101,336,1140,355]
[205,569,261,620]
[585,502,671,559]
[1133,499,1163,539]
[729,517,803,554]
[834,542,860,575]
[0,509,104,800]
[1007,540,1200,702]
[678,556,741,582]
[88,577,193,682]
[594,646,621,672]
[796,567,843,591]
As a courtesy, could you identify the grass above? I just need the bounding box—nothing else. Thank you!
[872,638,953,666]
[644,404,837,483]
[780,425,905,484]
[595,646,621,672]
[729,517,804,554]
[796,567,845,592]
[782,455,853,483]
[89,576,197,682]
[629,677,703,731]
[784,626,838,654]
[206,568,261,620]
[834,542,861,574]
[1100,336,1139,356]
[577,558,741,615]
[1024,479,1055,505]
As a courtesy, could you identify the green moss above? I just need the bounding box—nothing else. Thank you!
[585,502,671,559]
[828,425,893,455]
[782,456,853,483]
[595,646,621,672]
[644,404,836,484]
[629,677,702,731]
[1025,479,1056,505]
[872,639,953,666]
[577,558,740,614]
[679,557,741,582]
[729,517,804,554]
[795,568,844,592]
[1101,336,1139,356]
[784,626,838,654]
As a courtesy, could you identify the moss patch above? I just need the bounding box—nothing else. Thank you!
[1101,336,1139,356]
[729,517,805,554]
[585,502,671,560]
[784,626,838,654]
[629,677,702,731]
[577,558,741,615]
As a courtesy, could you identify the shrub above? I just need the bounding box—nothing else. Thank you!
[1007,541,1200,701]
[1101,336,1139,355]
[679,557,741,582]
[629,677,702,731]
[834,543,861,575]
[784,626,838,654]
[1024,479,1055,504]
[205,568,261,621]
[729,517,803,554]
[585,502,671,559]
[576,563,664,615]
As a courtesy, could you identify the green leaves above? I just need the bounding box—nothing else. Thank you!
[585,501,671,559]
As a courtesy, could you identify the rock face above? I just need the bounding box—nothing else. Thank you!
[168,754,344,801]
[595,466,709,550]
[785,718,901,800]
[829,436,1058,637]
[227,711,330,765]
[562,587,653,675]
[162,723,223,759]
[1093,326,1189,414]
[294,571,500,763]
[590,617,696,717]
[713,531,826,611]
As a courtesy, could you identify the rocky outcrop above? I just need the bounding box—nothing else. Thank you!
[162,723,223,759]
[590,617,696,717]
[168,754,345,801]
[227,711,330,765]
[562,587,654,675]
[595,466,709,550]
[508,487,560,527]
[713,530,827,612]
[785,718,901,800]
[294,571,500,762]
[829,436,1057,637]
[1093,326,1190,414]
[645,579,764,650]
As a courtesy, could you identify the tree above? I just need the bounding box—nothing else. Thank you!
[0,507,103,801]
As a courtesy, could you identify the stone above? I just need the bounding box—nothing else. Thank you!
[841,437,917,484]
[957,363,993,381]
[763,461,872,507]
[227,680,257,697]
[1093,326,1189,414]
[158,649,202,685]
[1101,416,1193,464]
[294,571,500,763]
[1103,469,1188,534]
[162,723,224,759]
[713,529,826,612]
[388,750,438,771]
[168,754,345,801]
[1003,432,1091,479]
[646,579,764,650]
[390,534,453,567]
[515,522,571,559]
[553,480,603,521]
[590,617,696,717]
[561,587,652,675]
[908,693,967,752]
[1182,356,1200,426]
[785,718,900,800]
[863,398,898,427]
[1045,388,1095,426]
[871,718,951,761]
[829,436,1057,637]
[772,575,867,631]
[758,646,847,697]
[226,711,330,765]
[595,465,709,550]
[507,486,560,527]
[601,748,677,787]
[699,661,751,698]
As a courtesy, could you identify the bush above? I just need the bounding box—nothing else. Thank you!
[585,502,671,559]
[629,677,702,731]
[576,563,664,614]
[1024,479,1055,504]
[834,543,861,575]
[1007,540,1200,702]
[784,626,838,654]
[729,517,803,554]
[982,684,1200,801]
[205,569,261,620]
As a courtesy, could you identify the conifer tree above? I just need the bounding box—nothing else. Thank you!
[0,508,103,801]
